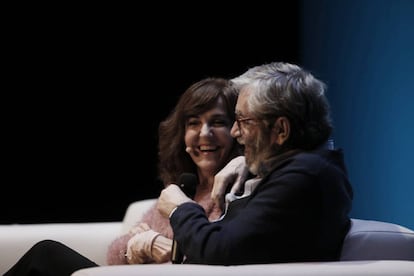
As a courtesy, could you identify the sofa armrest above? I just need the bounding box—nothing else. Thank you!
[0,198,158,274]
[0,222,121,274]
[341,218,414,261]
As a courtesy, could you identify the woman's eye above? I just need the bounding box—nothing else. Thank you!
[186,117,229,128]
[213,120,224,125]
[186,120,200,127]
[211,120,228,126]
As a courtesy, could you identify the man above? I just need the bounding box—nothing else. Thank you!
[157,62,353,265]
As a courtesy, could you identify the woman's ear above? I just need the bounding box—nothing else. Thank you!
[272,117,290,145]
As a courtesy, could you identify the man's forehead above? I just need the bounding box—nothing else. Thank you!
[235,94,249,116]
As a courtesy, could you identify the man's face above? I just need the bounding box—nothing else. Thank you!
[232,89,271,175]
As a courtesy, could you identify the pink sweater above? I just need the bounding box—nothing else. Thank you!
[106,193,221,265]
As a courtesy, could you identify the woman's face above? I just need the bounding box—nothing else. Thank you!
[184,97,235,176]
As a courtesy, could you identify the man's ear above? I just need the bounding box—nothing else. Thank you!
[272,116,290,145]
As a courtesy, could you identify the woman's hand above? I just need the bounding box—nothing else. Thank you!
[125,222,173,264]
[126,229,160,264]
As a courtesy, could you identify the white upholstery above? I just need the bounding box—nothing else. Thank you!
[341,218,414,261]
[1,198,413,276]
[72,261,414,276]
[0,222,121,272]
[0,199,155,274]
[121,198,157,234]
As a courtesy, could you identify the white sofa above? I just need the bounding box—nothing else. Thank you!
[1,198,413,276]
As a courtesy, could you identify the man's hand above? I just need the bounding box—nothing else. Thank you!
[157,184,194,218]
[211,156,248,211]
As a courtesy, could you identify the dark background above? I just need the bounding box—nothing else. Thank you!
[5,1,412,229]
[3,3,300,223]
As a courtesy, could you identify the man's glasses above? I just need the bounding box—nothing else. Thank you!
[235,115,257,133]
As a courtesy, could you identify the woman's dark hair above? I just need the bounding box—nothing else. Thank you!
[157,78,241,185]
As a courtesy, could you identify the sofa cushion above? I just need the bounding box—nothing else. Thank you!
[340,218,414,261]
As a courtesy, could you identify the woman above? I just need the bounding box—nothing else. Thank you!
[107,77,242,264]
[4,77,241,275]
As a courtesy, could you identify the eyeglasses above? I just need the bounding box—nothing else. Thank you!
[235,115,257,133]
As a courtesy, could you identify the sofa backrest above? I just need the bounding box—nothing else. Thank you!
[121,198,157,234]
[340,218,414,261]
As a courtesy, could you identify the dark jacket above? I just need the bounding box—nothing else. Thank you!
[170,148,353,265]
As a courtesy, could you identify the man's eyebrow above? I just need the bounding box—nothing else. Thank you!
[235,111,247,117]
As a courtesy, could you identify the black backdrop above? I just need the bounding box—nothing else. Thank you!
[3,2,300,223]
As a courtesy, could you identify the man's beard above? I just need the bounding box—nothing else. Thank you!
[245,129,281,176]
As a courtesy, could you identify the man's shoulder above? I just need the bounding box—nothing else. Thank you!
[281,149,343,176]
[290,150,326,166]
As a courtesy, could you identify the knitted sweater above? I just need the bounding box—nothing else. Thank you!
[106,192,221,265]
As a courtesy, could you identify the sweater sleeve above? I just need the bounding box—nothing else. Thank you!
[106,200,173,265]
[106,232,133,265]
[107,195,222,265]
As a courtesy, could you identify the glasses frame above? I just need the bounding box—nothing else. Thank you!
[235,115,257,134]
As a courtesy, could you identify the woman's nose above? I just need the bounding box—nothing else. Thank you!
[200,123,212,136]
